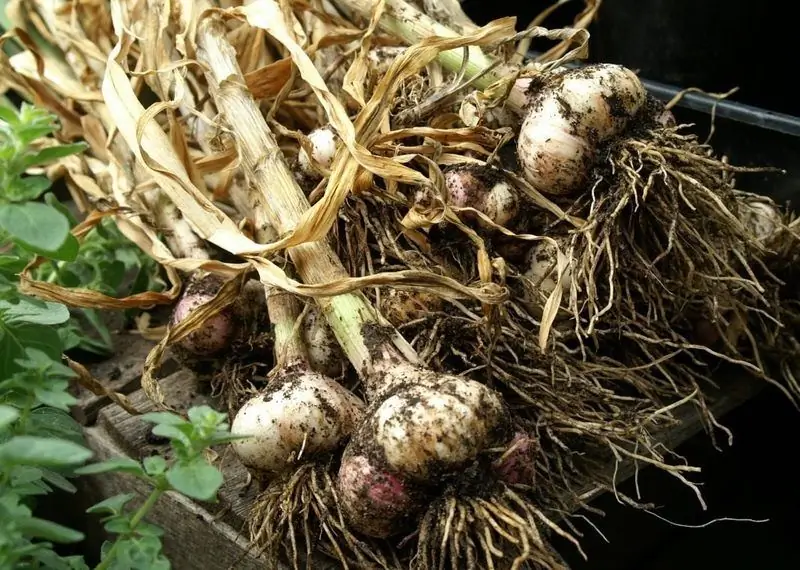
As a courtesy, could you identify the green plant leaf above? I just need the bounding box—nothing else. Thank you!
[187,405,226,427]
[28,407,84,445]
[50,233,80,262]
[87,493,135,516]
[0,435,92,466]
[22,142,88,169]
[6,174,52,202]
[17,516,85,543]
[34,384,78,410]
[42,469,78,493]
[0,403,19,428]
[76,457,145,477]
[31,550,91,570]
[140,411,187,426]
[0,104,19,125]
[0,202,70,254]
[44,192,78,227]
[16,125,58,146]
[0,323,63,378]
[206,432,248,445]
[166,460,223,501]
[0,253,28,275]
[0,297,70,325]
[79,308,113,352]
[143,455,167,476]
[150,424,190,447]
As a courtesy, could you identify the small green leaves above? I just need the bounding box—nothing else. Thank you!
[87,494,136,517]
[7,174,52,201]
[143,456,167,477]
[76,458,146,478]
[0,105,18,126]
[0,297,70,326]
[17,516,85,543]
[0,436,92,467]
[0,404,19,429]
[0,101,173,570]
[166,460,223,502]
[140,411,186,427]
[21,142,88,170]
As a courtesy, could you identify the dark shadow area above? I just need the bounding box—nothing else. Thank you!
[550,386,800,569]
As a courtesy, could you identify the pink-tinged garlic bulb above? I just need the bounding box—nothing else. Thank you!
[335,361,511,538]
[517,64,646,195]
[443,165,520,228]
[336,451,421,538]
[170,275,237,356]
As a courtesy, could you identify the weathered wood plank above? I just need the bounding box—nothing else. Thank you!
[70,332,179,425]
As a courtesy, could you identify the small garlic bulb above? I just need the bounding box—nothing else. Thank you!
[738,198,783,244]
[443,165,519,228]
[523,238,573,312]
[231,371,364,473]
[298,126,338,176]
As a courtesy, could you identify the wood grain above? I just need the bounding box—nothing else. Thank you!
[70,332,179,425]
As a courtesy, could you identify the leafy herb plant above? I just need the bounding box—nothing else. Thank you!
[1,103,229,569]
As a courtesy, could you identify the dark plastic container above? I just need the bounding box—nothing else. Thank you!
[462,1,800,208]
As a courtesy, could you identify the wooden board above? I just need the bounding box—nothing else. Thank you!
[80,362,764,570]
[70,332,179,425]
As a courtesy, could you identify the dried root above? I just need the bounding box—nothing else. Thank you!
[247,460,398,570]
[415,485,573,570]
[562,112,794,398]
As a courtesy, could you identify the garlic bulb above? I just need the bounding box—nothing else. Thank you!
[517,64,646,196]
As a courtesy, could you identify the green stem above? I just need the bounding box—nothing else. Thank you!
[94,487,165,570]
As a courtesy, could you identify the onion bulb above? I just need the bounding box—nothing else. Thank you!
[517,64,646,195]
